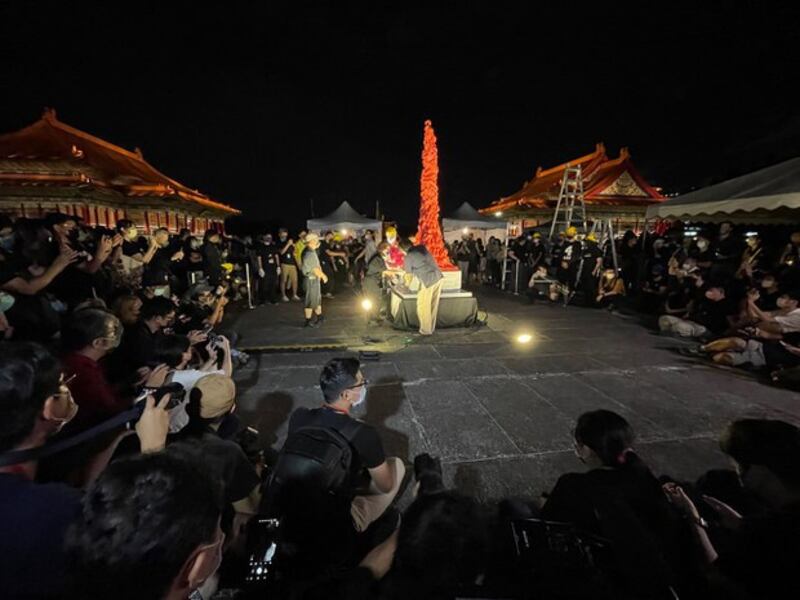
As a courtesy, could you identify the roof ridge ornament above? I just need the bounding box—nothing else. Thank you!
[42,107,57,122]
[70,144,85,158]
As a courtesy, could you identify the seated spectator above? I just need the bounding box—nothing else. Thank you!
[663,419,800,600]
[596,268,626,309]
[756,273,782,311]
[59,308,129,433]
[658,284,735,339]
[112,296,179,373]
[0,342,81,599]
[178,374,261,511]
[65,451,224,600]
[541,410,686,597]
[154,333,233,391]
[267,358,406,571]
[743,288,800,336]
[111,293,143,327]
[638,263,669,313]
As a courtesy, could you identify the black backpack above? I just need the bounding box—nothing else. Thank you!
[263,420,362,515]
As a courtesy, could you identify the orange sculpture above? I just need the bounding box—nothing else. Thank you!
[417,120,456,270]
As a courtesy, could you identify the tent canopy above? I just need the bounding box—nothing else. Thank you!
[646,157,800,223]
[442,202,506,230]
[307,201,382,233]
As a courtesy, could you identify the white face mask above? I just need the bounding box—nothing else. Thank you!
[153,286,170,297]
[697,240,709,250]
[352,384,367,408]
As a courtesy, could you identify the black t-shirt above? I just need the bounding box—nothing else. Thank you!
[0,473,81,599]
[277,239,295,264]
[715,502,800,600]
[757,289,781,312]
[288,407,385,488]
[175,435,260,504]
[255,242,279,272]
[365,253,386,283]
[318,241,333,267]
[122,237,148,257]
[691,297,735,334]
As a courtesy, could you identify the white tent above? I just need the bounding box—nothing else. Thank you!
[306,201,382,234]
[646,157,800,223]
[442,202,507,242]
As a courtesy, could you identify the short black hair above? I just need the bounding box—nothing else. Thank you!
[720,419,800,488]
[61,308,120,353]
[116,219,135,231]
[153,334,191,368]
[574,409,635,467]
[140,297,176,321]
[319,357,360,403]
[0,342,61,451]
[65,451,223,600]
[783,289,800,303]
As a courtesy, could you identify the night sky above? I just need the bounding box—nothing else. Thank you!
[2,2,799,230]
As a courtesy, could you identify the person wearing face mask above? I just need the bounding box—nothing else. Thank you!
[0,341,172,600]
[278,358,405,538]
[65,451,225,600]
[691,234,714,270]
[277,227,301,302]
[539,411,688,597]
[254,232,280,305]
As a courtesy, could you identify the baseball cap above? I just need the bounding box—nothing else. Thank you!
[195,373,237,419]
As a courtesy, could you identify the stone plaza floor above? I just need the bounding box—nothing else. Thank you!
[228,286,800,504]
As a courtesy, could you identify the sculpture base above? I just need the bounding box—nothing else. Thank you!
[405,268,462,292]
[389,285,478,330]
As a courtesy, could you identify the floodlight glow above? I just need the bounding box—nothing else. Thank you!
[462,227,469,234]
[494,211,503,217]
[341,229,348,236]
[516,333,533,344]
[361,298,373,311]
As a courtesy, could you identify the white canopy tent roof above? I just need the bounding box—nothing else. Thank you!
[646,157,800,223]
[306,201,382,233]
[442,202,507,230]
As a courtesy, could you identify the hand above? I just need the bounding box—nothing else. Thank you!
[144,363,170,388]
[662,482,700,520]
[52,246,80,269]
[258,268,265,278]
[702,495,743,530]
[322,274,329,283]
[780,341,800,356]
[276,266,281,275]
[217,295,229,307]
[98,235,114,256]
[111,233,124,247]
[205,340,219,364]
[135,394,171,453]
[187,329,209,345]
[747,289,760,301]
[171,250,184,261]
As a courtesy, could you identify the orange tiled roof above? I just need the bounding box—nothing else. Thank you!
[481,143,664,214]
[0,109,239,215]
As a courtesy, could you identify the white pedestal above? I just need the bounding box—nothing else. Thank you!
[405,269,462,292]
[389,284,473,317]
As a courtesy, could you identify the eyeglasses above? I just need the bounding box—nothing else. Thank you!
[345,378,369,390]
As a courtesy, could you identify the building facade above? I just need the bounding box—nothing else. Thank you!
[480,143,664,233]
[0,109,239,232]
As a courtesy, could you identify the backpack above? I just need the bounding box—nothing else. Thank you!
[262,419,362,516]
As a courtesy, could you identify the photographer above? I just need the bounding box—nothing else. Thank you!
[0,342,172,599]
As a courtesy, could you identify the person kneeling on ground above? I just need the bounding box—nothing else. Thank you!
[658,284,736,339]
[266,357,405,573]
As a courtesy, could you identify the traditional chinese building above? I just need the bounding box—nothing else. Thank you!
[480,143,665,232]
[0,109,239,232]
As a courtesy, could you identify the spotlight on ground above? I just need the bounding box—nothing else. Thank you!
[361,298,373,312]
[516,333,533,344]
[462,227,469,235]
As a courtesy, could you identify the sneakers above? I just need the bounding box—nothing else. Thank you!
[291,295,301,302]
[315,315,326,325]
[323,293,334,299]
[281,295,290,302]
[304,318,320,328]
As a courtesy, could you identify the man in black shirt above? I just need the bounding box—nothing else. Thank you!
[286,357,405,533]
[254,233,280,305]
[658,284,735,338]
[146,227,183,277]
[363,242,390,321]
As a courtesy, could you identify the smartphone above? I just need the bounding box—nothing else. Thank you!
[245,518,281,585]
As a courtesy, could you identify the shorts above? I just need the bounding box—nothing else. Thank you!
[728,339,766,367]
[304,277,321,309]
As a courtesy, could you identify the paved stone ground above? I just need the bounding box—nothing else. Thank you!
[227,287,800,504]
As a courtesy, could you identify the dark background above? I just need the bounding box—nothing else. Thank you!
[2,2,799,230]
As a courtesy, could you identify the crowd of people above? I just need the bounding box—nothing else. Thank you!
[490,222,800,388]
[1,212,799,600]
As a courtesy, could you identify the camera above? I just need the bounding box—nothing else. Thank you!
[134,382,187,410]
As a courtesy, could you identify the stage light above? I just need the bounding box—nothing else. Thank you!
[361,298,373,311]
[494,211,503,217]
[462,227,469,234]
[341,229,349,236]
[516,333,533,344]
